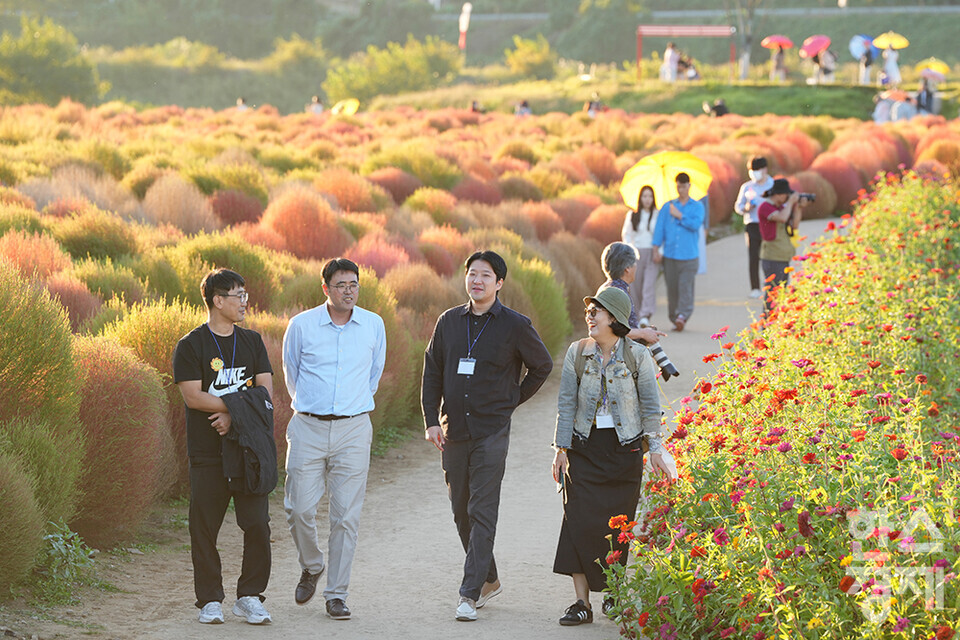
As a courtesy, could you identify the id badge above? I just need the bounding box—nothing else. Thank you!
[457,358,476,375]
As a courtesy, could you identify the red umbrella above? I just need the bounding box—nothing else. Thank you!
[799,35,831,59]
[761,34,794,49]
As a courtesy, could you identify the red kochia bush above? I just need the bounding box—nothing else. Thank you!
[366,167,424,205]
[0,230,72,279]
[521,202,564,241]
[45,272,102,331]
[313,168,377,212]
[577,145,620,185]
[579,204,626,246]
[451,176,503,205]
[810,153,864,213]
[210,189,264,226]
[70,336,171,549]
[101,299,206,496]
[233,222,288,253]
[420,242,457,277]
[345,234,411,278]
[419,225,474,265]
[260,188,353,260]
[550,198,595,233]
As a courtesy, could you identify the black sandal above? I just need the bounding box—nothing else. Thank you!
[559,600,593,626]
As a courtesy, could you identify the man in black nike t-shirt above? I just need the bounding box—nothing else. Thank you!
[173,269,275,625]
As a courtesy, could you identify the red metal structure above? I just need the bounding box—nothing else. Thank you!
[636,25,738,81]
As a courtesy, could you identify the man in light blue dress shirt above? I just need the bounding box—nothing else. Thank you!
[652,172,705,332]
[282,258,386,620]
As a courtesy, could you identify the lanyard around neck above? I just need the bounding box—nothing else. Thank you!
[206,324,236,372]
[466,314,492,358]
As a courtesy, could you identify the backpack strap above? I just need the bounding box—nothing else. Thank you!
[622,339,640,380]
[574,338,592,384]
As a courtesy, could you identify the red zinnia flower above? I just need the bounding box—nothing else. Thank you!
[916,374,928,384]
[606,550,622,564]
[868,361,882,369]
[741,393,755,405]
[936,625,955,640]
[691,545,708,558]
[637,611,649,627]
[839,575,855,593]
[891,448,908,461]
[852,429,867,442]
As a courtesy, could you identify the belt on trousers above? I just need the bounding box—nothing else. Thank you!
[300,411,365,421]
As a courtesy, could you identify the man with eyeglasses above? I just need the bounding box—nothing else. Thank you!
[422,250,553,621]
[173,268,275,625]
[281,257,386,620]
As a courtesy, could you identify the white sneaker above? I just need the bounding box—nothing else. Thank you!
[233,596,272,624]
[456,596,478,621]
[639,316,651,327]
[749,289,762,298]
[197,601,224,624]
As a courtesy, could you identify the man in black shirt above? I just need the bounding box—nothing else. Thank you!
[173,269,274,625]
[421,250,553,622]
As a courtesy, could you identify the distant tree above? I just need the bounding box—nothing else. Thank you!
[316,0,441,58]
[724,0,765,80]
[505,35,557,80]
[0,17,99,105]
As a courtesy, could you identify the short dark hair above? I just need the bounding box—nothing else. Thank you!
[322,258,360,285]
[610,320,631,338]
[201,268,245,309]
[749,156,768,170]
[465,250,507,283]
[676,172,691,184]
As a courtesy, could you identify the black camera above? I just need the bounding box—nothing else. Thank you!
[798,192,816,202]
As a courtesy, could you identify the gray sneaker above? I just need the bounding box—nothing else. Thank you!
[233,596,272,624]
[197,601,224,624]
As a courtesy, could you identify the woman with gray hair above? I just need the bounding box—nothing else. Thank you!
[601,242,678,380]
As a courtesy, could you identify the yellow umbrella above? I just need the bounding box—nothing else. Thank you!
[915,57,950,75]
[331,98,360,115]
[619,151,712,210]
[872,31,909,50]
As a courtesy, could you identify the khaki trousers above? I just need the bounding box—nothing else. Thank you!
[284,412,372,602]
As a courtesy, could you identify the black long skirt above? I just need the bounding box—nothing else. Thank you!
[553,426,644,592]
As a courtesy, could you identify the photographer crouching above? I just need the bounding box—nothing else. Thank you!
[757,179,812,314]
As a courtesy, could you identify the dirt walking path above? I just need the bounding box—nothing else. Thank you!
[8,221,832,640]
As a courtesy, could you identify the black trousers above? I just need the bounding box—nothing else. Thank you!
[745,222,762,290]
[441,425,510,601]
[189,457,271,608]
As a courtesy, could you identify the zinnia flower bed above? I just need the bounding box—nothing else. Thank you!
[607,171,960,639]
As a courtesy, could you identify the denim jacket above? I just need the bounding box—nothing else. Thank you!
[553,338,664,452]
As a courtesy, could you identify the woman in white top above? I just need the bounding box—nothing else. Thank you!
[883,46,901,87]
[621,185,658,326]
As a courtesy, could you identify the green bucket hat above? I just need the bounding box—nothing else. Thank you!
[583,286,631,327]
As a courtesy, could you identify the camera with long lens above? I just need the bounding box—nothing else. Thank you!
[798,192,816,202]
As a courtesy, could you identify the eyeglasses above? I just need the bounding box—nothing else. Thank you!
[330,282,360,293]
[584,307,602,318]
[219,291,249,303]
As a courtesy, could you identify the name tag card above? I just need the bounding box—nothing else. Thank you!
[595,413,615,429]
[457,358,476,375]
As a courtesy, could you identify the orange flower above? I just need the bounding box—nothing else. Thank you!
[839,575,856,593]
[691,545,708,558]
[851,429,867,442]
[891,448,908,461]
[608,515,628,530]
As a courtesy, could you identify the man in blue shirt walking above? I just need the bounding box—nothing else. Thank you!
[652,173,705,332]
[282,258,386,620]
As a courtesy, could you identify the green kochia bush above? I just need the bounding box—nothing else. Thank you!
[0,260,78,426]
[50,207,139,260]
[611,173,960,640]
[0,451,45,594]
[70,337,172,549]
